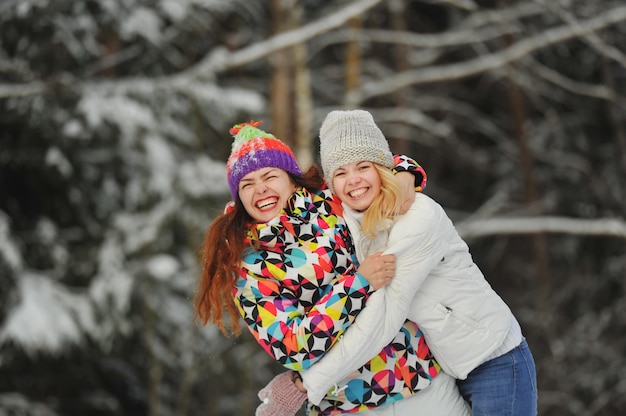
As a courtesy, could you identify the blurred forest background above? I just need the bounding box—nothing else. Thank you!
[1,0,625,415]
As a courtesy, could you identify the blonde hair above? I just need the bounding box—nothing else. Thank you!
[360,164,404,238]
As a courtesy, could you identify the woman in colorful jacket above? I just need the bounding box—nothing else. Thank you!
[299,109,537,415]
[193,121,469,415]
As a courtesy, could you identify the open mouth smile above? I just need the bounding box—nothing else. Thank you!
[348,188,368,198]
[256,197,278,210]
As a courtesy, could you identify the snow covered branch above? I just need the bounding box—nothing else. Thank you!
[459,2,543,29]
[524,58,619,102]
[348,4,626,105]
[537,0,626,70]
[322,25,522,49]
[0,81,47,98]
[2,1,625,102]
[456,216,626,240]
[176,0,386,80]
[0,0,386,98]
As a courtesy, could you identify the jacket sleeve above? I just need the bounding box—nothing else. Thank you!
[393,154,427,192]
[234,264,372,372]
[301,195,447,404]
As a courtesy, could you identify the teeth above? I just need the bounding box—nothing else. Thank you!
[349,188,367,198]
[257,198,277,209]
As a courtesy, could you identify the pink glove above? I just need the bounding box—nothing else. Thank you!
[255,371,307,416]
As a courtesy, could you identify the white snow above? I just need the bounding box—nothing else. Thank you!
[144,135,177,195]
[146,254,179,281]
[159,0,187,21]
[89,233,134,316]
[188,85,265,117]
[62,119,83,138]
[114,198,178,254]
[0,272,96,354]
[45,147,73,177]
[0,393,59,416]
[178,155,229,198]
[15,0,50,18]
[120,7,163,45]
[78,91,157,145]
[0,211,23,271]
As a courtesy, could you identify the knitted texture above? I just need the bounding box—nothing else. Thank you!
[319,109,394,192]
[256,371,307,416]
[226,121,302,200]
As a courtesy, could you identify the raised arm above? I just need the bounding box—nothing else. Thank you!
[392,154,427,192]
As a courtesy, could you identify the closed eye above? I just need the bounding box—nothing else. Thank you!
[262,169,280,181]
[357,161,373,170]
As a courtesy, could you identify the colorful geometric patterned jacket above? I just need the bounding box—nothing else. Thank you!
[233,156,439,414]
[234,187,371,371]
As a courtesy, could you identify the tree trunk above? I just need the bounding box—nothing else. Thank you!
[345,16,362,98]
[499,0,551,306]
[143,278,162,416]
[291,3,315,169]
[270,0,293,144]
[388,0,410,154]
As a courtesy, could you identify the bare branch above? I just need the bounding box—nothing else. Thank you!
[537,0,626,70]
[348,5,626,105]
[410,95,518,155]
[459,2,544,30]
[355,26,522,48]
[372,107,453,140]
[308,24,522,60]
[83,45,144,77]
[175,0,386,80]
[457,216,626,240]
[524,57,620,102]
[423,0,478,11]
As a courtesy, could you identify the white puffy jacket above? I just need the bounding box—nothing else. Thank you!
[301,192,520,405]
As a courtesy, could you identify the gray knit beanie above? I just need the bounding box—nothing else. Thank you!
[319,109,394,191]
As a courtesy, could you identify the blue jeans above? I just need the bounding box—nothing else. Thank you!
[457,339,538,416]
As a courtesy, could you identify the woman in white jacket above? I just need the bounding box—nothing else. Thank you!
[300,109,538,416]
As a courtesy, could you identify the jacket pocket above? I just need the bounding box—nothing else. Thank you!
[416,302,481,332]
[414,302,452,332]
[415,303,494,379]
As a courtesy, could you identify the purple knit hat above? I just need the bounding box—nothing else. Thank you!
[226,121,302,200]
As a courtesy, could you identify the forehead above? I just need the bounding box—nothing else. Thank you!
[240,167,285,181]
[338,161,373,169]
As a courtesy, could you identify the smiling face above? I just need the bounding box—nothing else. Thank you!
[332,161,382,212]
[238,167,297,223]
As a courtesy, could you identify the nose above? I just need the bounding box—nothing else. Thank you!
[255,183,267,194]
[347,172,360,185]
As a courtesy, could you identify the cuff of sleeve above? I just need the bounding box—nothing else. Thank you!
[355,272,375,296]
[302,376,327,406]
[392,154,427,192]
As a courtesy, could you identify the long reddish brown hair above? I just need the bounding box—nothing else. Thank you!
[194,165,324,335]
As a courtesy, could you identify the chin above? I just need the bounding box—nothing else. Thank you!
[261,211,279,222]
[356,202,373,212]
